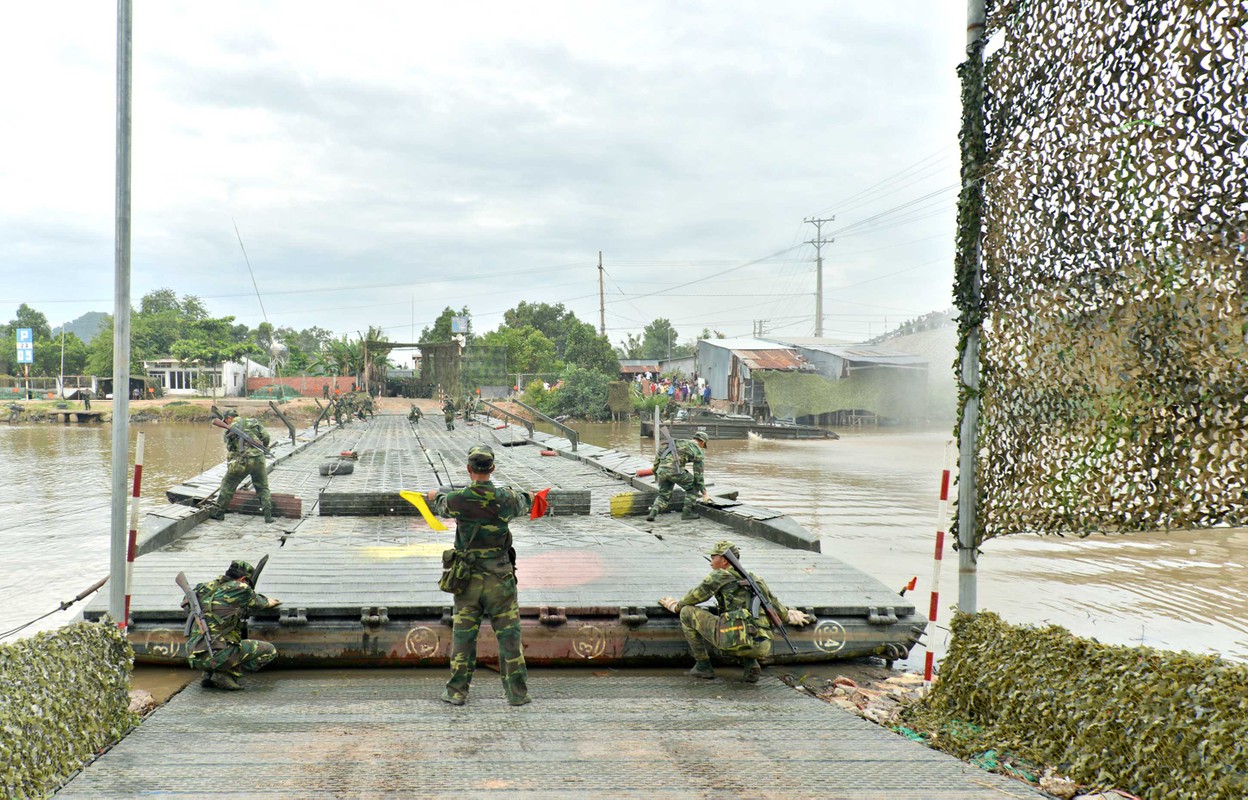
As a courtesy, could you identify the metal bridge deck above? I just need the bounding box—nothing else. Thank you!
[86,413,925,665]
[57,670,1044,799]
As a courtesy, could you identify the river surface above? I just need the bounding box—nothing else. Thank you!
[3,417,1246,669]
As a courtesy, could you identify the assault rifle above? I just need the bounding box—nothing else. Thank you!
[209,408,274,458]
[175,571,214,659]
[718,548,798,654]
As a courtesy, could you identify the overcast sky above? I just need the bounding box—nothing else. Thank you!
[0,2,968,359]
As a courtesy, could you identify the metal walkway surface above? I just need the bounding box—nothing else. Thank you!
[57,670,1045,800]
[86,413,925,666]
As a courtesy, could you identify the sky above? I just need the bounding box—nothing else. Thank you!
[0,2,969,361]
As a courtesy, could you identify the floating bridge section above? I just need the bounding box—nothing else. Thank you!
[86,412,926,667]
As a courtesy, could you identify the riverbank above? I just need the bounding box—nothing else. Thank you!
[3,395,435,425]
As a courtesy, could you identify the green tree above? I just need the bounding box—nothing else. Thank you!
[616,333,645,359]
[502,302,576,354]
[477,325,558,376]
[641,318,680,360]
[545,365,613,420]
[10,304,51,340]
[564,321,620,375]
[32,333,89,377]
[421,306,472,343]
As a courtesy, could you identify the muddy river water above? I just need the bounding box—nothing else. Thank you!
[3,417,1245,670]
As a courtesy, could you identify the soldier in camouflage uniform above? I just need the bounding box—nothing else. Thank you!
[442,396,456,431]
[211,408,275,523]
[645,430,710,521]
[408,403,423,424]
[659,540,813,682]
[427,445,535,706]
[183,559,282,690]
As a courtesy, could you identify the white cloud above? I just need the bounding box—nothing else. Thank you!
[0,1,967,344]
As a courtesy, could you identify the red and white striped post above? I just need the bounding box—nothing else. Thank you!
[925,441,954,682]
[122,431,145,631]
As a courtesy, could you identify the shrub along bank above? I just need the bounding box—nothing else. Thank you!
[901,611,1248,800]
[1,623,135,799]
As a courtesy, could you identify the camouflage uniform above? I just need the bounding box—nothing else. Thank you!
[431,446,534,705]
[214,412,273,522]
[409,404,423,423]
[81,389,92,410]
[673,541,791,679]
[443,399,456,431]
[184,560,279,688]
[646,434,706,519]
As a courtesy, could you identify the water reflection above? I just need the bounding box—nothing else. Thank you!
[3,418,1246,666]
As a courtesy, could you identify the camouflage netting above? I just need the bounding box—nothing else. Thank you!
[606,381,632,414]
[248,384,302,399]
[958,0,1248,543]
[1,622,135,798]
[902,612,1248,800]
[756,370,925,421]
[420,343,508,398]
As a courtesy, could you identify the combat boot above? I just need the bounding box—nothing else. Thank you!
[440,689,466,706]
[685,661,716,680]
[209,673,243,691]
[263,505,275,524]
[742,659,762,683]
[200,671,214,688]
[681,508,698,521]
[508,695,532,707]
[644,508,658,522]
[209,506,225,521]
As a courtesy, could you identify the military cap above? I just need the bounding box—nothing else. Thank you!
[709,540,739,558]
[222,408,240,420]
[467,445,495,470]
[692,431,709,445]
[225,559,254,580]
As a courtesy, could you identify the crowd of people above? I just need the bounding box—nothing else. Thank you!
[634,373,712,406]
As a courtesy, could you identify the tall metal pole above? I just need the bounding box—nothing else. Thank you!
[109,0,134,626]
[804,217,835,337]
[598,251,605,336]
[60,327,65,398]
[957,0,987,614]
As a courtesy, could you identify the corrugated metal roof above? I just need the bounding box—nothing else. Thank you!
[620,364,658,374]
[698,337,791,352]
[799,344,928,365]
[736,349,806,371]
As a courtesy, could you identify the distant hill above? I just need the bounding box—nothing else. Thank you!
[52,311,109,343]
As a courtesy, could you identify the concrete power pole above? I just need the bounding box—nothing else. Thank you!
[598,251,605,336]
[804,216,835,337]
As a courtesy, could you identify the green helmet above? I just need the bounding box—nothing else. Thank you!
[225,559,254,580]
[222,408,240,421]
[708,540,739,559]
[692,431,709,445]
[467,445,495,471]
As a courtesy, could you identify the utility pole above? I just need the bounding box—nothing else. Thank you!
[957,0,987,615]
[598,251,605,336]
[804,216,834,337]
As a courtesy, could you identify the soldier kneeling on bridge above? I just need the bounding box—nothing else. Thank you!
[183,559,282,691]
[660,540,813,683]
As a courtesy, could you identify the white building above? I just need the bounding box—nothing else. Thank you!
[143,357,273,397]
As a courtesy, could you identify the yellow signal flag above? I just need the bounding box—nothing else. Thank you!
[399,489,448,531]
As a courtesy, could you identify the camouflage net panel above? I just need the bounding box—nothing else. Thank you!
[606,381,632,414]
[420,342,462,398]
[248,384,302,399]
[962,1,1248,541]
[756,370,925,421]
[460,345,508,392]
[1,622,135,798]
[901,612,1248,800]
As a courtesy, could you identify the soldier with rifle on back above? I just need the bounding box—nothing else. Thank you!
[210,408,275,523]
[660,540,814,682]
[178,558,281,690]
[645,429,709,521]
[442,395,456,431]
